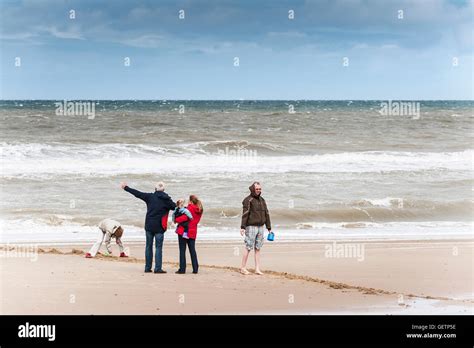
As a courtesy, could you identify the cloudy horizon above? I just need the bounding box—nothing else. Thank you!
[0,0,472,100]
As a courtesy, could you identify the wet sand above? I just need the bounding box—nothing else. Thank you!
[0,240,472,314]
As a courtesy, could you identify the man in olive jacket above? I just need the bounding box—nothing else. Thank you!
[240,181,272,275]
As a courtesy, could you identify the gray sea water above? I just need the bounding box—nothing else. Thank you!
[0,100,472,243]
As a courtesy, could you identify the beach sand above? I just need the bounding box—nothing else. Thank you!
[1,240,472,314]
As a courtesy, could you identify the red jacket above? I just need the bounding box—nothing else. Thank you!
[174,203,202,240]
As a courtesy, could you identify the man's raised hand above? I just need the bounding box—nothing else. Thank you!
[120,182,128,190]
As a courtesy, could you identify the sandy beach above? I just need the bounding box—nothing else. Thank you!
[2,101,472,316]
[1,240,472,315]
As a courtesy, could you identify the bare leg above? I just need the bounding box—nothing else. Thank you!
[254,248,263,275]
[240,248,251,274]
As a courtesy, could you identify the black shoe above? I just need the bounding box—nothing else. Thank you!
[144,270,152,273]
[175,270,185,274]
[192,271,198,274]
[154,269,167,274]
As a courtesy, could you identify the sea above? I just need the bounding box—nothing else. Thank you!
[0,100,472,243]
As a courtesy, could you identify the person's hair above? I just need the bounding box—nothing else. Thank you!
[114,226,123,238]
[252,181,261,188]
[176,198,185,208]
[189,194,203,213]
[155,181,165,191]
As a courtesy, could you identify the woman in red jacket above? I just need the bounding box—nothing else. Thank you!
[174,195,203,274]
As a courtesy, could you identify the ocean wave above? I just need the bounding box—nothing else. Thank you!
[207,199,474,224]
[4,199,473,231]
[175,140,285,154]
[1,143,472,178]
[0,142,172,158]
[1,218,472,244]
[294,221,473,230]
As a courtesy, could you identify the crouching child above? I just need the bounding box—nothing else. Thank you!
[85,218,128,258]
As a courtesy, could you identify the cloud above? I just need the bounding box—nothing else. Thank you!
[37,26,85,40]
[114,34,164,48]
[266,31,308,39]
[0,0,472,54]
[0,0,472,100]
[0,32,38,40]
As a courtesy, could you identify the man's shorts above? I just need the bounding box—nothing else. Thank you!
[244,225,264,250]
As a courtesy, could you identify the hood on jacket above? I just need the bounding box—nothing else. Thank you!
[188,203,203,216]
[154,190,170,199]
[249,183,261,198]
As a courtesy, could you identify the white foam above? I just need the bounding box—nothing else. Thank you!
[0,218,472,244]
[359,197,404,207]
[1,143,472,178]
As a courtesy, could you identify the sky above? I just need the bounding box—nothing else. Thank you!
[0,0,472,100]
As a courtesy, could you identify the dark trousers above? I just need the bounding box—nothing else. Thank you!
[178,234,198,273]
[145,230,164,272]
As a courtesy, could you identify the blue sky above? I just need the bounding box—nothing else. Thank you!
[0,0,472,99]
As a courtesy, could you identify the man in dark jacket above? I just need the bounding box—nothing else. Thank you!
[121,181,176,273]
[240,181,272,275]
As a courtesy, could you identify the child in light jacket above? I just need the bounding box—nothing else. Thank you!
[85,218,128,258]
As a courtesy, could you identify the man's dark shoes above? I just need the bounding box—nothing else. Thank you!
[175,270,185,274]
[154,269,167,274]
[144,270,152,273]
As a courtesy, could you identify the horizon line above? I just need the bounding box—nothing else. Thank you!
[1,99,473,102]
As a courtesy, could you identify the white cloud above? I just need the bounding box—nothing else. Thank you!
[0,32,37,40]
[380,44,399,49]
[267,31,308,39]
[36,26,84,40]
[114,34,164,48]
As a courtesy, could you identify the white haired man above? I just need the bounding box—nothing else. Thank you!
[121,181,176,273]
